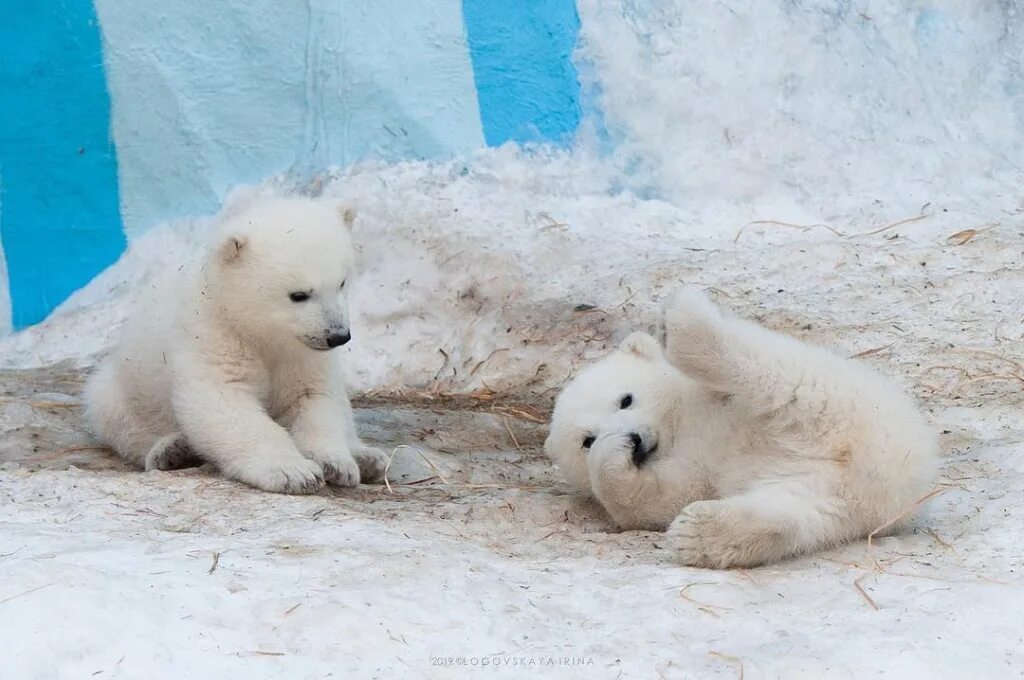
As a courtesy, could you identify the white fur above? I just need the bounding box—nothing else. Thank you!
[545,287,938,568]
[84,196,387,494]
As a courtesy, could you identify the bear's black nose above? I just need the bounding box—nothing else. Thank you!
[629,432,650,467]
[326,331,351,348]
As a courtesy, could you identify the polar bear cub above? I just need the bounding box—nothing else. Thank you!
[84,196,387,494]
[545,287,938,568]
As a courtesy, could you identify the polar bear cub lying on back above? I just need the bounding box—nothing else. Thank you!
[85,196,387,494]
[545,287,938,568]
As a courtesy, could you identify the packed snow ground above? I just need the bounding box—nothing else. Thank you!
[2,212,1022,678]
[3,0,1024,677]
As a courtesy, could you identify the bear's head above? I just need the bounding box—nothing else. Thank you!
[211,196,357,352]
[544,332,688,496]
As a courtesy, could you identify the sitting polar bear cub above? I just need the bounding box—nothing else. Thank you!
[85,196,387,494]
[545,287,938,568]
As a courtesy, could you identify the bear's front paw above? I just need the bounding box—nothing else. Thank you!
[351,445,388,484]
[667,500,760,569]
[587,433,640,500]
[662,286,722,340]
[244,457,325,495]
[304,449,360,487]
[660,287,728,378]
[589,432,642,473]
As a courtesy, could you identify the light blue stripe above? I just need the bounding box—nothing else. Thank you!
[462,0,583,146]
[95,0,485,236]
[0,0,126,329]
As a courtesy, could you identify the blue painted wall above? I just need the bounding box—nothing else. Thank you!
[0,1,127,329]
[462,0,582,146]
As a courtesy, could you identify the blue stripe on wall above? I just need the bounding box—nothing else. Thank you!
[461,0,582,147]
[0,0,126,329]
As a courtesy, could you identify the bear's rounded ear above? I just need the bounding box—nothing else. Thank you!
[619,332,663,361]
[219,235,248,264]
[337,203,357,231]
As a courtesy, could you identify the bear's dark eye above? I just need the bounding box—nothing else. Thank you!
[339,280,347,290]
[289,291,311,303]
[619,394,634,409]
[582,435,595,450]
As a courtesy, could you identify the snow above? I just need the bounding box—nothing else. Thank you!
[2,400,1023,678]
[2,1,1024,677]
